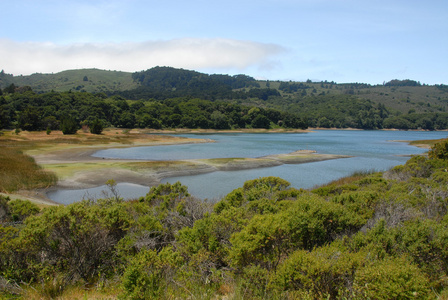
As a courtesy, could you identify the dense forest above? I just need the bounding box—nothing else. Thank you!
[1,139,448,298]
[0,89,307,132]
[1,67,448,131]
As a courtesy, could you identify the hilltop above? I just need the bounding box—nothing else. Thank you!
[0,68,138,93]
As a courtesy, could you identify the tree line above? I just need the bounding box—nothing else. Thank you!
[0,88,307,132]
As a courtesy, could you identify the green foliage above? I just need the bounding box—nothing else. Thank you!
[144,181,189,210]
[16,200,131,282]
[229,194,361,270]
[0,196,10,222]
[89,118,104,134]
[352,256,431,299]
[61,116,78,134]
[270,244,368,298]
[3,67,448,131]
[121,247,183,300]
[215,176,291,213]
[429,139,448,160]
[7,199,40,222]
[0,89,306,131]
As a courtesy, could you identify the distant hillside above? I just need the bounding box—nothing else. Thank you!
[2,67,448,129]
[0,69,138,93]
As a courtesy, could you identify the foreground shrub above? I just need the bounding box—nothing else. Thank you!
[229,194,361,270]
[18,200,131,282]
[353,256,431,299]
[270,244,367,298]
[429,139,448,160]
[7,199,40,222]
[121,247,183,300]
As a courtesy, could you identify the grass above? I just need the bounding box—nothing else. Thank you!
[318,169,377,188]
[9,68,139,93]
[409,138,448,148]
[0,147,57,193]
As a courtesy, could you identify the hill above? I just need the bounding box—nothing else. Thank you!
[0,68,138,93]
[2,67,448,130]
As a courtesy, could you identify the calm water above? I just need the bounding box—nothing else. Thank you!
[48,130,448,203]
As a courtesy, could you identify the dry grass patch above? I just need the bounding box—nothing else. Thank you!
[0,147,57,193]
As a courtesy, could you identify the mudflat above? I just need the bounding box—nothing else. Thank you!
[2,129,349,205]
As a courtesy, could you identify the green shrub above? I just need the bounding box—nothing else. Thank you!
[121,247,183,300]
[429,139,448,160]
[353,256,431,299]
[89,118,104,134]
[61,117,78,134]
[229,194,361,270]
[7,199,40,222]
[18,200,131,282]
[270,244,367,299]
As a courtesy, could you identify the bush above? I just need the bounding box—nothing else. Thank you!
[353,256,431,299]
[121,247,183,299]
[429,139,448,160]
[229,194,361,270]
[270,244,367,299]
[19,200,131,282]
[89,118,104,134]
[7,199,40,222]
[61,117,78,134]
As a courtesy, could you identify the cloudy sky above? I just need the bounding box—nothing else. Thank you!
[1,0,447,84]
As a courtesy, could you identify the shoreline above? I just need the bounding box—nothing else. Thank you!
[4,128,441,206]
[38,149,351,202]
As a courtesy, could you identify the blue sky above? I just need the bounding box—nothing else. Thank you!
[0,0,447,84]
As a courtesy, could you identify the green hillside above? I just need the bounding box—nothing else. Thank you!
[0,68,138,93]
[2,67,448,130]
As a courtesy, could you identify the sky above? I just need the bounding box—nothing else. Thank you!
[0,0,447,84]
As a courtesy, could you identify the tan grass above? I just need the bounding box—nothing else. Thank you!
[0,147,57,193]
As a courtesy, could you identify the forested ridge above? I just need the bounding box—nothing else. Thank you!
[1,67,448,131]
[0,90,306,132]
[1,140,448,298]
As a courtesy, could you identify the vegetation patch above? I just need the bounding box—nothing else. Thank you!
[0,147,57,193]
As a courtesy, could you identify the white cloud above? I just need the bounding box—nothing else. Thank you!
[0,38,284,75]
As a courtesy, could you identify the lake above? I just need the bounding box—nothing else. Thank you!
[48,130,448,204]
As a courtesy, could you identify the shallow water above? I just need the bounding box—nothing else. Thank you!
[48,130,448,203]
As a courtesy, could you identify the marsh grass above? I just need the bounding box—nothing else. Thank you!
[0,147,57,193]
[317,169,377,188]
[410,138,447,148]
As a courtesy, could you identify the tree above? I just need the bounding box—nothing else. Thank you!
[3,83,16,94]
[251,114,271,129]
[210,110,230,129]
[18,106,43,131]
[89,118,104,134]
[61,116,78,134]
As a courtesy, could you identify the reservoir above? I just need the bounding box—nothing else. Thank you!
[48,130,448,203]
